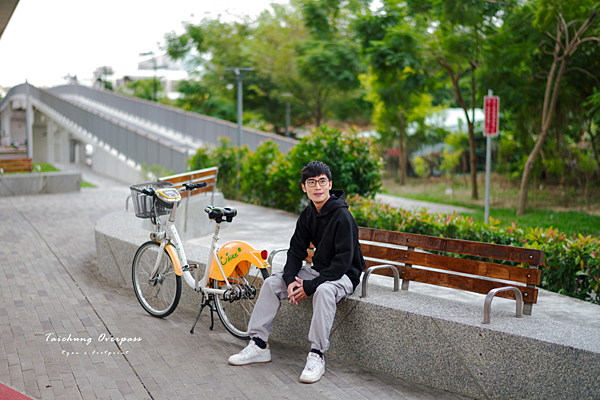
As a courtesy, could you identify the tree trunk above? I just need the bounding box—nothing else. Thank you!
[517,27,568,215]
[315,100,322,128]
[470,64,478,200]
[468,120,477,199]
[446,59,478,200]
[398,114,407,185]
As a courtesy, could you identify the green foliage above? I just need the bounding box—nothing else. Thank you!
[188,137,248,199]
[119,79,163,101]
[240,141,284,205]
[165,2,367,132]
[440,148,461,175]
[141,163,174,181]
[158,0,600,200]
[347,195,600,304]
[175,80,235,121]
[413,156,427,177]
[187,126,383,212]
[285,125,383,203]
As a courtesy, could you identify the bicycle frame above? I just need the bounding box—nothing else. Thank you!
[150,189,268,299]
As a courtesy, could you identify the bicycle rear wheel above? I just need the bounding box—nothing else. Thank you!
[132,241,182,318]
[213,264,270,340]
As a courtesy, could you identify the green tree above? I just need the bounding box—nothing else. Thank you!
[294,0,366,127]
[175,79,235,121]
[403,0,512,199]
[357,7,428,184]
[119,78,163,101]
[514,1,600,214]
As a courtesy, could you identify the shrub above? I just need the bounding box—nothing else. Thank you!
[188,137,248,200]
[240,141,285,207]
[286,126,383,200]
[188,125,383,213]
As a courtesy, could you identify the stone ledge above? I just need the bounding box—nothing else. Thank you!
[0,171,81,196]
[95,210,600,400]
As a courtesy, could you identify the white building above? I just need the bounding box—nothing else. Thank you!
[93,53,188,100]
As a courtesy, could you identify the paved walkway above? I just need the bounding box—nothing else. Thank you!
[375,193,473,214]
[0,166,471,400]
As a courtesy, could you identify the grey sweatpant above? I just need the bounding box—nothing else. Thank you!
[247,266,354,353]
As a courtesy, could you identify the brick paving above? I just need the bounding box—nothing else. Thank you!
[0,175,472,400]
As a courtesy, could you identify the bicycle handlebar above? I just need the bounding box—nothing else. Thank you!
[184,182,208,191]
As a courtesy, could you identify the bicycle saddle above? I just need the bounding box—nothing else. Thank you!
[205,206,237,223]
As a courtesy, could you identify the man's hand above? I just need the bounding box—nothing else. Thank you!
[287,277,307,305]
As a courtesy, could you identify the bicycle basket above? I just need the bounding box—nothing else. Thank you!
[129,181,174,219]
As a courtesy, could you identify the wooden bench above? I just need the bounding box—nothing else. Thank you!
[358,227,544,323]
[0,158,34,175]
[160,166,219,202]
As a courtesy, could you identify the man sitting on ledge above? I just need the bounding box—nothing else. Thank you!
[228,161,366,383]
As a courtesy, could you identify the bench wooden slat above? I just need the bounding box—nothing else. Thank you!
[359,227,544,265]
[160,167,218,199]
[0,158,33,173]
[360,243,541,285]
[364,260,538,303]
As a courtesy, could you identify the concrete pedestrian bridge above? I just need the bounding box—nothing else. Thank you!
[0,83,296,184]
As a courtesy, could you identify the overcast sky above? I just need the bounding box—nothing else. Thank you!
[0,0,288,88]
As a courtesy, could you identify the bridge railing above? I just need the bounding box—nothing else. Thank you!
[1,83,189,173]
[49,85,297,153]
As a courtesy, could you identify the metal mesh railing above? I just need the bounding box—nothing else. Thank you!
[49,85,297,153]
[1,83,189,173]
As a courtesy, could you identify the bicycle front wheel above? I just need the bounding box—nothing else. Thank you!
[132,241,182,318]
[213,264,270,340]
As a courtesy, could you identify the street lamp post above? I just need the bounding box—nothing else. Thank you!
[282,93,292,137]
[226,67,253,197]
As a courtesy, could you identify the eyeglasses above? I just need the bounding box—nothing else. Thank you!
[305,178,329,187]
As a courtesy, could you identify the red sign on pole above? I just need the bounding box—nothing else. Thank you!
[484,96,500,136]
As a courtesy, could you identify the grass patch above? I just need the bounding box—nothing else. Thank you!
[383,176,600,238]
[81,181,96,188]
[6,162,97,188]
[34,163,60,172]
[457,206,600,238]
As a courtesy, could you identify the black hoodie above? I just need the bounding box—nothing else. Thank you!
[282,190,365,296]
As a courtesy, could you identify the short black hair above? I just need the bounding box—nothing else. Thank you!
[301,161,332,183]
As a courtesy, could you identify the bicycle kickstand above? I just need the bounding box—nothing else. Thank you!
[190,297,216,334]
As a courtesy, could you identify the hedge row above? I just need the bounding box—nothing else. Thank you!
[188,125,383,213]
[347,195,600,304]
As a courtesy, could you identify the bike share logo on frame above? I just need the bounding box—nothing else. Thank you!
[220,248,242,266]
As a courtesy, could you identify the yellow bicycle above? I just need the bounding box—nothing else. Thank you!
[129,181,270,339]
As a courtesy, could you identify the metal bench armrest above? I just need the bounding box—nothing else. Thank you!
[482,286,524,324]
[268,248,289,267]
[360,264,400,298]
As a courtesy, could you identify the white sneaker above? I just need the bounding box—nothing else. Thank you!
[228,340,271,366]
[299,352,325,383]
